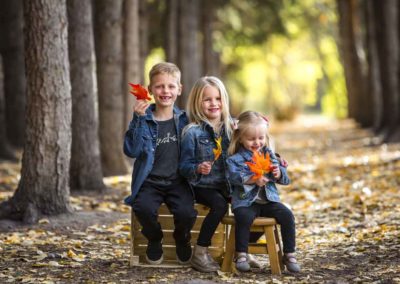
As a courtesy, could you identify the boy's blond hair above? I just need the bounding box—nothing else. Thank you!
[185,76,233,139]
[228,111,273,155]
[149,62,181,86]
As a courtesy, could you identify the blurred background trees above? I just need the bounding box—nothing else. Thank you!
[0,0,399,221]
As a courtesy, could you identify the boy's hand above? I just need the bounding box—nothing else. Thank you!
[197,161,212,175]
[133,100,149,116]
[254,176,269,187]
[271,164,282,179]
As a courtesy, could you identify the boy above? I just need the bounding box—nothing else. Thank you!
[124,62,197,265]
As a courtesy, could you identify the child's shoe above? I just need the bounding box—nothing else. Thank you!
[191,245,219,272]
[247,253,262,268]
[145,240,163,265]
[176,241,192,265]
[235,252,251,272]
[283,253,300,273]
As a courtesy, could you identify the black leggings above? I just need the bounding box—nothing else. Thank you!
[194,186,229,247]
[233,202,296,253]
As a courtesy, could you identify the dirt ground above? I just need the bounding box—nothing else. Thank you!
[0,116,399,283]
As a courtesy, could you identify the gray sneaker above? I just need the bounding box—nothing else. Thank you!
[235,253,251,272]
[283,253,301,273]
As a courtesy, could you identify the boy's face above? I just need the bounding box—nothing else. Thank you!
[149,73,182,108]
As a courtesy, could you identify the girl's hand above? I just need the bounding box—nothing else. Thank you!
[254,176,269,187]
[272,164,281,179]
[133,100,149,116]
[197,161,212,175]
[277,156,288,167]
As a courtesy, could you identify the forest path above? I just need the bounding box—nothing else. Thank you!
[0,115,399,283]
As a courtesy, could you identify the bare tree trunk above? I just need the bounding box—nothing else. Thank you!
[0,55,16,160]
[94,0,128,176]
[337,0,365,123]
[0,0,72,223]
[0,0,26,148]
[372,0,399,139]
[138,0,148,84]
[177,0,201,108]
[123,0,140,130]
[365,0,383,131]
[68,0,106,192]
[165,0,179,64]
[202,0,220,77]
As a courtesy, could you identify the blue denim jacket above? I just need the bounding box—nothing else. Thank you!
[179,122,231,190]
[226,146,290,210]
[123,104,188,206]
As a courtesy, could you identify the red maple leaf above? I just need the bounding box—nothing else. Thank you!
[128,83,151,101]
[245,151,272,180]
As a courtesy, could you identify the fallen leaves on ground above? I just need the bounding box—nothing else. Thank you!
[0,115,399,283]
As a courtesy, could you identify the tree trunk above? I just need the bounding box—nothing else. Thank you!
[373,0,399,140]
[0,55,16,160]
[177,0,201,108]
[0,0,72,223]
[94,0,128,176]
[202,0,220,77]
[0,0,26,148]
[123,0,140,130]
[165,0,179,64]
[337,0,365,124]
[138,0,148,84]
[68,0,106,192]
[365,0,383,131]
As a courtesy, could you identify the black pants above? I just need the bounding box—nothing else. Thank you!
[233,202,296,253]
[194,186,229,247]
[132,179,197,244]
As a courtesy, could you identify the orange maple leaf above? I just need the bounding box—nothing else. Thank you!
[212,137,222,162]
[128,83,151,101]
[245,151,272,179]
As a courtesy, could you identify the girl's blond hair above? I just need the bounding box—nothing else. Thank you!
[228,111,273,155]
[186,76,233,139]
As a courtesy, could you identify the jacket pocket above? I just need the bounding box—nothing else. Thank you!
[197,137,213,161]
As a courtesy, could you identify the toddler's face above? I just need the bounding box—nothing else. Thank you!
[149,73,181,108]
[240,124,268,152]
[201,86,222,122]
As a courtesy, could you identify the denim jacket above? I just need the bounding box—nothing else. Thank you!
[179,122,231,191]
[226,146,290,210]
[123,104,188,206]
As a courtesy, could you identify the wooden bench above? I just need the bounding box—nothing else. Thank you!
[221,216,284,274]
[130,203,226,267]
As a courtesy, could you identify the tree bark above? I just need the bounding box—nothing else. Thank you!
[165,0,179,64]
[202,0,220,77]
[0,0,26,148]
[123,0,140,130]
[0,55,16,160]
[0,0,72,223]
[372,0,399,139]
[94,0,128,176]
[337,0,365,124]
[67,0,106,192]
[177,0,201,108]
[138,0,148,84]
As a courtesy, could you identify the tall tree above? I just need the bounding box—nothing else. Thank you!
[123,0,141,129]
[337,0,366,124]
[68,0,106,192]
[0,0,72,223]
[202,0,220,77]
[165,0,179,64]
[94,0,128,176]
[0,55,16,160]
[178,0,201,107]
[0,0,26,147]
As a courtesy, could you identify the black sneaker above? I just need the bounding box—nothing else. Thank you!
[145,240,163,264]
[176,242,192,264]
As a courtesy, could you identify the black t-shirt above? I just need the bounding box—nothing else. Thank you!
[146,118,179,182]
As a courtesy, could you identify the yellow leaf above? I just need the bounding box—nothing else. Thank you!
[212,137,222,161]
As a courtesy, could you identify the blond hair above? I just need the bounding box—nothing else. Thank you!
[186,76,233,139]
[148,62,181,86]
[228,111,273,155]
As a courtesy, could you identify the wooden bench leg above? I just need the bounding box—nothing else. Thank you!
[274,225,284,269]
[264,225,282,275]
[221,226,235,272]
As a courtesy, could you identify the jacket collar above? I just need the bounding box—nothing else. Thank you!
[144,104,185,121]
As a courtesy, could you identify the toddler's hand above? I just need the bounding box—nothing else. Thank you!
[272,164,281,179]
[133,100,149,116]
[197,161,212,175]
[277,156,288,167]
[255,176,269,187]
